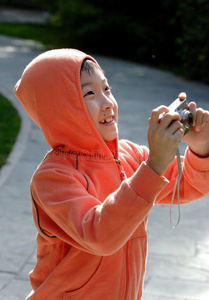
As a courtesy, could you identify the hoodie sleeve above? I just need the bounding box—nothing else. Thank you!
[31,158,167,256]
[155,147,209,204]
[118,140,209,205]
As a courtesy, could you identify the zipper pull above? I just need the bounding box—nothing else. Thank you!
[115,158,126,181]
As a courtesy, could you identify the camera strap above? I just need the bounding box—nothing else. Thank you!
[170,147,182,229]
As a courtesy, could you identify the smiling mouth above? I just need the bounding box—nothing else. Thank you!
[100,117,114,124]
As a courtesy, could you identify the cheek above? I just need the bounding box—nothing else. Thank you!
[113,99,118,121]
[85,101,99,125]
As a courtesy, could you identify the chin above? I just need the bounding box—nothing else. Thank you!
[100,125,118,142]
[103,133,118,142]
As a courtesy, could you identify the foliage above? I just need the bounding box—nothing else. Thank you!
[0,0,41,9]
[0,93,21,168]
[177,0,209,82]
[0,22,65,47]
[9,0,209,83]
[33,0,180,64]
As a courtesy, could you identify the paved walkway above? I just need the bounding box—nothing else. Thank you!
[0,7,49,23]
[0,8,209,300]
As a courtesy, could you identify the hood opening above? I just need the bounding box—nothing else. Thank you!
[14,48,118,161]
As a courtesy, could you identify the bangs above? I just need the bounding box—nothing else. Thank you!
[80,59,104,75]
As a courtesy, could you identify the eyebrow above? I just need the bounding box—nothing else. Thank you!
[81,82,92,88]
[81,78,108,88]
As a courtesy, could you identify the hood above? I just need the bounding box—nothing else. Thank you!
[14,49,116,159]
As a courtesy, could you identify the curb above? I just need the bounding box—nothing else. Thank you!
[0,91,31,188]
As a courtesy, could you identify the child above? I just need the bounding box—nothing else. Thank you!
[14,49,209,300]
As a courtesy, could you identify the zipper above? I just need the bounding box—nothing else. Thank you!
[114,158,127,181]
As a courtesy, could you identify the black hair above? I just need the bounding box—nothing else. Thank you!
[80,58,104,75]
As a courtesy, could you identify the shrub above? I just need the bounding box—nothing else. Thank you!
[176,0,209,82]
[0,94,21,168]
[33,0,209,83]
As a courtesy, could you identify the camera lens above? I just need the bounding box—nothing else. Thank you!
[179,110,193,134]
[188,115,193,127]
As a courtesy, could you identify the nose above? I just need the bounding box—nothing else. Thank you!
[101,94,114,111]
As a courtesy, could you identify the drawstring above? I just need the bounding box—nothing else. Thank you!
[170,147,182,229]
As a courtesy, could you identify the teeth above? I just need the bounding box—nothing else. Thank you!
[101,117,113,124]
[106,117,112,123]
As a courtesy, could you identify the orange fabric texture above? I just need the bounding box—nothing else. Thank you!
[14,49,209,300]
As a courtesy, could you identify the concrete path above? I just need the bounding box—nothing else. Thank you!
[0,7,49,23]
[0,8,209,300]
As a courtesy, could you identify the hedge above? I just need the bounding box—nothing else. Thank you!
[33,0,209,83]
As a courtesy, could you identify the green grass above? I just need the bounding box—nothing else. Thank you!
[0,22,62,168]
[0,22,66,47]
[0,22,60,169]
[0,93,21,168]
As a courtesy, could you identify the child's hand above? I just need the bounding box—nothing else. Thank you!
[182,101,209,157]
[147,106,185,175]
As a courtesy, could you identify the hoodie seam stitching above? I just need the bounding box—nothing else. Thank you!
[31,189,57,239]
[76,155,90,192]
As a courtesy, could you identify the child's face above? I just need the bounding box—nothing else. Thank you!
[81,67,118,142]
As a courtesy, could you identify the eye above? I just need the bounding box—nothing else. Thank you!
[105,85,112,92]
[84,90,94,97]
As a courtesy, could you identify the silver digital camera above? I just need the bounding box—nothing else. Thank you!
[169,97,193,135]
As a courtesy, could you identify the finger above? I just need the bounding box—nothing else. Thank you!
[201,110,209,128]
[160,111,181,129]
[188,101,196,126]
[178,92,187,101]
[173,127,185,140]
[195,108,204,131]
[149,106,169,126]
[167,120,185,139]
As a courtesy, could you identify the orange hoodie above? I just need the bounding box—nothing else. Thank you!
[14,49,209,300]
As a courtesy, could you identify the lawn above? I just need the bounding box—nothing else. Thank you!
[0,22,59,168]
[0,22,66,47]
[0,93,21,168]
